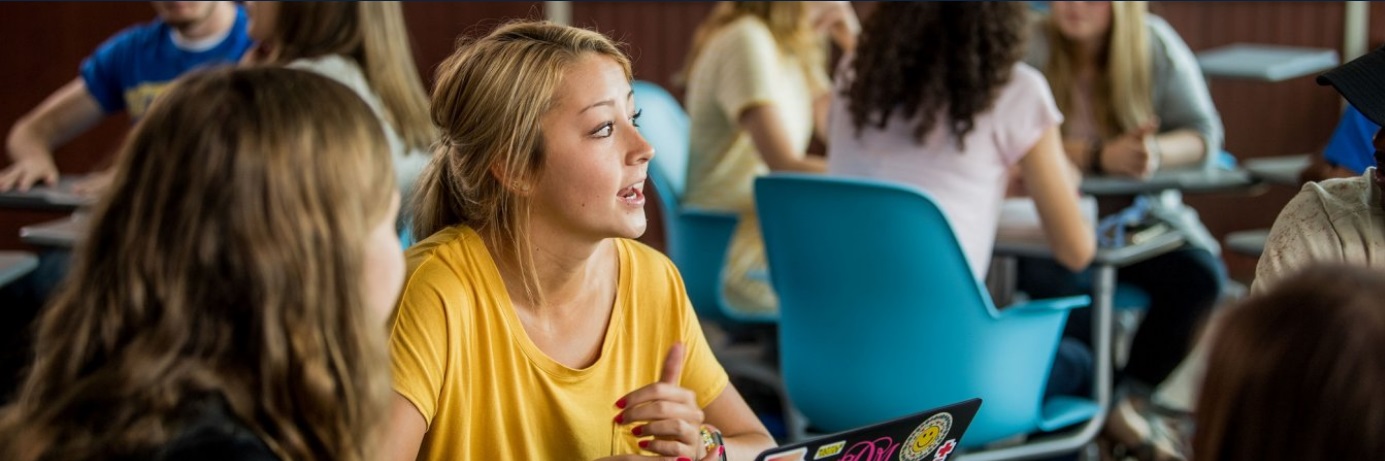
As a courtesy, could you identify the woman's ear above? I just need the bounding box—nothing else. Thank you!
[489,162,533,196]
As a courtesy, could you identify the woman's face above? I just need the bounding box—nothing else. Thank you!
[527,54,654,242]
[1050,1,1113,45]
[361,192,404,324]
[244,1,280,43]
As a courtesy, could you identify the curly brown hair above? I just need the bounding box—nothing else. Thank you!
[845,2,1027,149]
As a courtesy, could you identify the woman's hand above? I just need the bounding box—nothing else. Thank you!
[613,342,708,460]
[807,1,860,52]
[1099,120,1160,178]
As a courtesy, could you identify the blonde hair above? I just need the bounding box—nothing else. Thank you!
[256,1,434,151]
[1044,1,1153,137]
[414,20,631,308]
[0,67,395,461]
[678,1,824,87]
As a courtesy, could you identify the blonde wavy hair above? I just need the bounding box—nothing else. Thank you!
[252,1,434,151]
[413,21,632,308]
[678,1,825,87]
[1043,1,1154,137]
[0,67,395,461]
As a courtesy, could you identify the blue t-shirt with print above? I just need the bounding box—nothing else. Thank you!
[1323,104,1379,174]
[79,5,251,119]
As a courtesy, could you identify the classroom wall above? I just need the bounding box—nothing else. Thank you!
[0,2,1362,284]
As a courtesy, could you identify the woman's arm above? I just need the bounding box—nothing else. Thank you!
[1148,16,1223,170]
[740,104,826,173]
[380,393,428,461]
[702,385,776,460]
[1022,125,1095,271]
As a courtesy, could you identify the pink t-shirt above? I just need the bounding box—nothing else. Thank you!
[827,63,1063,279]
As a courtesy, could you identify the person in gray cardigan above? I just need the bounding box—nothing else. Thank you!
[1019,3,1225,460]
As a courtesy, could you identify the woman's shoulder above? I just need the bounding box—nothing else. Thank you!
[402,226,496,292]
[709,15,776,48]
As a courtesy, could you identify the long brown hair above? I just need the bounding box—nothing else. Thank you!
[1043,1,1153,138]
[1194,264,1385,461]
[254,1,434,151]
[0,67,395,461]
[846,2,1026,148]
[678,1,823,87]
[414,20,631,308]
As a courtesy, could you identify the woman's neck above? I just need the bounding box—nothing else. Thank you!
[485,226,613,315]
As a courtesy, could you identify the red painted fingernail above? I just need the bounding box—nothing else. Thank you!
[719,446,725,456]
[615,398,627,409]
[678,458,692,461]
[614,413,624,424]
[632,425,643,436]
[638,440,649,449]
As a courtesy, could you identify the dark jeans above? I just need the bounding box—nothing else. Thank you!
[1019,247,1224,388]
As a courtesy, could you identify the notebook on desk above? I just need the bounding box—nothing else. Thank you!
[0,176,95,209]
[754,399,980,461]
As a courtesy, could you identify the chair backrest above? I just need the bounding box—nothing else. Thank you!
[632,80,739,324]
[633,81,690,205]
[754,174,1070,447]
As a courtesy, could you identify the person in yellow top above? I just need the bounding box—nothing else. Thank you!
[381,21,776,461]
[681,2,859,315]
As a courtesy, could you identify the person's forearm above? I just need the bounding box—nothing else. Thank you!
[1152,129,1207,169]
[723,432,777,461]
[6,119,58,163]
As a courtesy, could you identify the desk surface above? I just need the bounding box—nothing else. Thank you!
[995,226,1186,268]
[0,176,94,211]
[0,251,38,287]
[1197,43,1339,82]
[19,213,88,248]
[1225,228,1271,257]
[1242,154,1310,187]
[1080,168,1255,196]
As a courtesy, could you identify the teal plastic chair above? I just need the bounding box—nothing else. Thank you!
[631,80,775,325]
[755,174,1099,457]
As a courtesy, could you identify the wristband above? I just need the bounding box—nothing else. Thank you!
[1089,136,1105,175]
[700,424,726,461]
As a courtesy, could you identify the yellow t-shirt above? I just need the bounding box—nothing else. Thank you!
[389,226,729,460]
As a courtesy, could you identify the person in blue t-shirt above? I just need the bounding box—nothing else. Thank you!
[1300,104,1380,183]
[0,1,250,194]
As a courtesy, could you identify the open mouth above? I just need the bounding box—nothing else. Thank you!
[619,181,645,206]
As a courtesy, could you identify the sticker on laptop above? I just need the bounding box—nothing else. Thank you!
[933,440,956,461]
[898,412,953,461]
[766,447,809,461]
[814,440,845,459]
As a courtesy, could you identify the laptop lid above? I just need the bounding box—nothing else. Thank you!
[755,398,981,461]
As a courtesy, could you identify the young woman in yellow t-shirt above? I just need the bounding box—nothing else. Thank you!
[382,21,775,461]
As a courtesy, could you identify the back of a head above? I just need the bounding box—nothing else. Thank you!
[268,1,434,150]
[1195,264,1385,461]
[846,2,1027,148]
[1,67,395,461]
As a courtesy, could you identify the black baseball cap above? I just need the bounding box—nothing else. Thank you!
[1318,46,1385,127]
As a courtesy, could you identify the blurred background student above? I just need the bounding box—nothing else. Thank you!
[0,67,403,461]
[826,1,1095,400]
[681,1,858,316]
[244,1,434,202]
[1,1,250,194]
[1022,3,1225,457]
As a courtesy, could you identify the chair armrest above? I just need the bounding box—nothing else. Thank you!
[1001,295,1091,317]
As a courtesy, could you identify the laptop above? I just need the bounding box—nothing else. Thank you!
[755,398,981,461]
